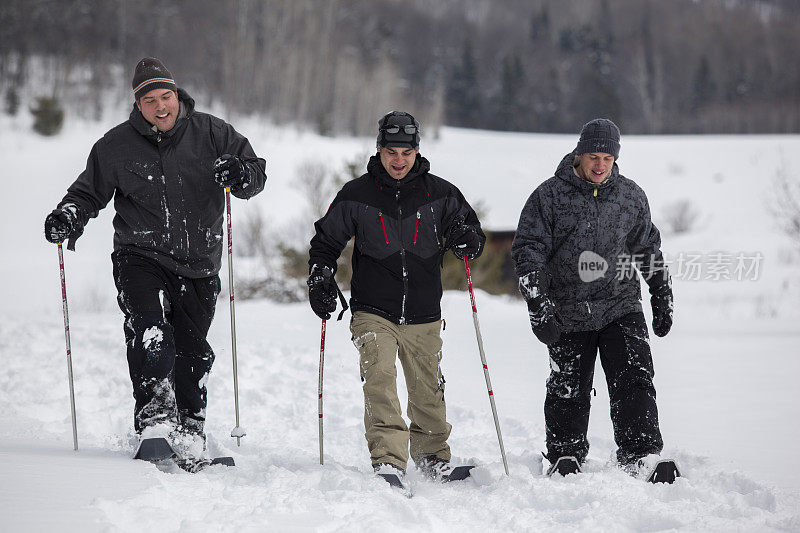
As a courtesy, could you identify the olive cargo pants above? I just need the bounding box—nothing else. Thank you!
[350,311,451,469]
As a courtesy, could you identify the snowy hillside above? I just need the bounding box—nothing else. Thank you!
[1,113,799,532]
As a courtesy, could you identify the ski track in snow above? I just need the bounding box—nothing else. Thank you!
[2,117,800,531]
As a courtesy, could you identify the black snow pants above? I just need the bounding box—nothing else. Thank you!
[544,311,663,465]
[112,251,220,434]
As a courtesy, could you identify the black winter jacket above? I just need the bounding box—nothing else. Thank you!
[512,151,668,332]
[58,88,266,278]
[309,155,484,325]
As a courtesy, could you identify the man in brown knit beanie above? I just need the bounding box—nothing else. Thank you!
[44,57,268,468]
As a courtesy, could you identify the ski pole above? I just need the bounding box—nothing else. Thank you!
[225,187,245,446]
[58,243,79,451]
[318,319,326,465]
[463,256,509,475]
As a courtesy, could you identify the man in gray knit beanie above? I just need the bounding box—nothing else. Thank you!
[511,117,678,483]
[573,118,621,185]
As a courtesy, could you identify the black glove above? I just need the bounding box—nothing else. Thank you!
[44,203,84,250]
[528,303,561,345]
[447,222,483,260]
[650,281,673,337]
[519,271,561,346]
[307,264,339,320]
[214,154,250,192]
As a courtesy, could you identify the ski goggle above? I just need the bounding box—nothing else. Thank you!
[381,124,418,135]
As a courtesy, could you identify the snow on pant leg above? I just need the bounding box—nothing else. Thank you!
[597,312,663,464]
[170,274,220,435]
[350,311,409,470]
[112,252,178,433]
[544,330,598,463]
[397,319,451,464]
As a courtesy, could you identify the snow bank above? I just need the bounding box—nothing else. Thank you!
[1,116,799,531]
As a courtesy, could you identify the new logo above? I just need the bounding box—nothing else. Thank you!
[578,251,608,282]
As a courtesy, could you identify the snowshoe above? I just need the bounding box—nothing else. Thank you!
[621,455,680,484]
[442,465,475,482]
[546,456,582,477]
[374,463,412,498]
[134,437,178,462]
[175,457,213,473]
[175,456,236,473]
[646,459,680,484]
[134,437,235,472]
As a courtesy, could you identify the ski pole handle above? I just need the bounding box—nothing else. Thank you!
[464,256,509,475]
[58,243,79,451]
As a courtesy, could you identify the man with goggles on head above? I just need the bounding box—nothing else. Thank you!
[307,110,485,486]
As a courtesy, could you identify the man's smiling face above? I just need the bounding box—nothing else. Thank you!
[137,88,179,132]
[576,152,615,184]
[379,147,418,180]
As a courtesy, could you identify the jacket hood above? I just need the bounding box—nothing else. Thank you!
[129,87,195,137]
[367,153,431,188]
[555,150,619,194]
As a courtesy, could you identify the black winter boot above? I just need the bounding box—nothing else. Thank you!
[416,455,452,480]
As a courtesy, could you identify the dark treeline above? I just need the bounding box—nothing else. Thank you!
[1,0,798,134]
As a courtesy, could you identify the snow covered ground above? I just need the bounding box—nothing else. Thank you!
[1,111,799,531]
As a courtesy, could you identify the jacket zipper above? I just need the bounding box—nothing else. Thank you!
[587,187,599,315]
[413,210,420,244]
[379,212,389,244]
[396,189,408,324]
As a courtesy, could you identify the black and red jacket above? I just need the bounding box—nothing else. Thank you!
[309,154,484,325]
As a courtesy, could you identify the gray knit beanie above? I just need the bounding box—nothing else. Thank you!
[132,57,177,100]
[576,118,621,159]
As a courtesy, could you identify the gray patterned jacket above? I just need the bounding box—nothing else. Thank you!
[512,151,668,332]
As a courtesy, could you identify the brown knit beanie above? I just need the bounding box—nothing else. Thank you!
[132,58,177,100]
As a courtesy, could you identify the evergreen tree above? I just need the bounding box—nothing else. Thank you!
[529,6,550,42]
[446,39,481,127]
[726,59,749,103]
[496,53,526,131]
[30,97,64,136]
[5,87,19,116]
[691,56,716,111]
